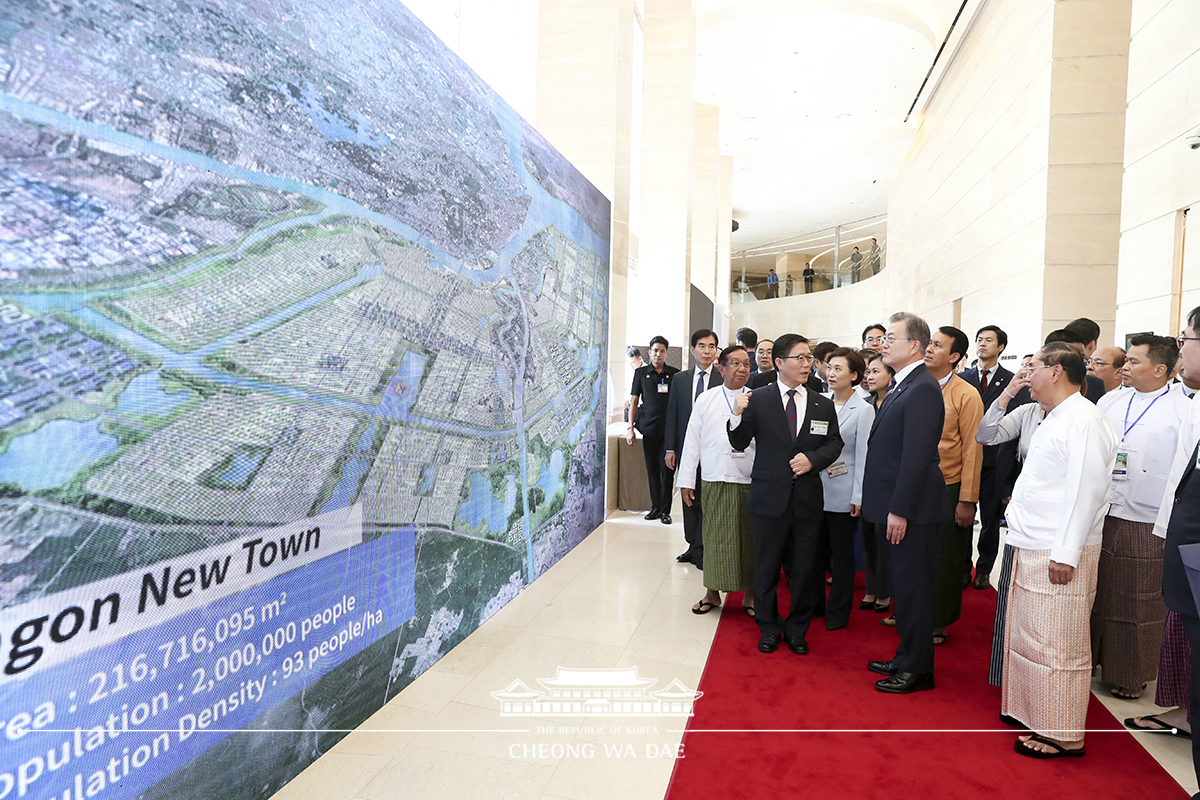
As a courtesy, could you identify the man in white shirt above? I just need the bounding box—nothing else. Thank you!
[1093,335,1191,699]
[678,345,757,616]
[1153,306,1200,792]
[1002,343,1118,759]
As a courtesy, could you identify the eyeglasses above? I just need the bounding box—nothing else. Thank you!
[883,336,914,345]
[1086,359,1112,368]
[1179,335,1200,348]
[863,336,885,344]
[779,354,816,364]
[723,360,752,370]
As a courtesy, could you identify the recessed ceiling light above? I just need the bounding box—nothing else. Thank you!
[746,137,758,142]
[743,116,756,122]
[837,114,852,120]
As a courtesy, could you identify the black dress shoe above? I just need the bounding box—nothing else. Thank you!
[785,635,809,655]
[875,672,935,694]
[645,509,661,520]
[868,659,899,676]
[660,514,672,525]
[675,552,692,563]
[826,620,847,631]
[972,572,991,590]
[758,634,781,653]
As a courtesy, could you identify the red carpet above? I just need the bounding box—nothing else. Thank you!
[666,578,1189,800]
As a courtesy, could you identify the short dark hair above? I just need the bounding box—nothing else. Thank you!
[938,326,969,364]
[736,327,758,348]
[1045,328,1085,346]
[626,346,641,359]
[1187,305,1200,332]
[1038,342,1086,385]
[1129,334,1179,369]
[649,335,669,349]
[812,341,839,361]
[976,325,1008,349]
[718,345,748,366]
[771,333,811,369]
[690,328,718,348]
[1066,317,1101,345]
[862,324,886,343]
[828,346,867,386]
[1110,348,1126,369]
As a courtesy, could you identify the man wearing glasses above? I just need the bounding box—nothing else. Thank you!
[1088,346,1127,394]
[728,333,844,656]
[677,345,757,616]
[1155,308,1200,790]
[862,312,947,694]
[1001,343,1118,758]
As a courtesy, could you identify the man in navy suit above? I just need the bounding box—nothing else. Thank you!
[728,333,844,655]
[862,312,948,693]
[665,329,722,566]
[960,325,1016,589]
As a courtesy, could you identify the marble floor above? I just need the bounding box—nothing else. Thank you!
[271,507,1196,800]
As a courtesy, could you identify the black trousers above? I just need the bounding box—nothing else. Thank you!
[681,467,704,565]
[970,462,1004,575]
[815,511,858,627]
[861,519,890,600]
[641,434,674,513]
[1180,613,1200,791]
[804,278,813,293]
[883,520,937,674]
[753,509,820,639]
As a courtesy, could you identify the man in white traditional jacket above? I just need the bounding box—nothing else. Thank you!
[1093,335,1191,699]
[1001,342,1118,759]
[678,345,757,616]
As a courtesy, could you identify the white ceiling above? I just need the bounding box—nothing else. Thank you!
[694,0,971,253]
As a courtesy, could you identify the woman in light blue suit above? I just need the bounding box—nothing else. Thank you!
[819,347,876,629]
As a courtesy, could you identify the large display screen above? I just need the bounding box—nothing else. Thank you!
[0,1,610,797]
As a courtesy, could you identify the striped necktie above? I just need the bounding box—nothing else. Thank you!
[785,389,797,439]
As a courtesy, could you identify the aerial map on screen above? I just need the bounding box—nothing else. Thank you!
[0,1,610,797]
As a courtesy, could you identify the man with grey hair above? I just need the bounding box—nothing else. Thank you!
[863,311,948,693]
[1002,342,1118,759]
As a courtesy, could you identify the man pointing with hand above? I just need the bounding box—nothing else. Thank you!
[728,333,844,657]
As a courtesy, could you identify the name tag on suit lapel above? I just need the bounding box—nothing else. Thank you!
[810,420,829,435]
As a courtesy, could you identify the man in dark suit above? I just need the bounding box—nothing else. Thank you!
[665,329,722,565]
[1158,305,1200,794]
[960,325,1016,590]
[728,333,844,656]
[862,312,947,694]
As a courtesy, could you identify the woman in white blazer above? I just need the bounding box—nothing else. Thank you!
[819,347,876,629]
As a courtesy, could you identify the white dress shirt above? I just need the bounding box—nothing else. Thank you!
[891,359,922,388]
[1171,381,1198,399]
[692,366,714,399]
[1154,392,1200,538]
[728,380,805,435]
[678,385,756,488]
[1005,392,1119,567]
[976,399,1044,460]
[1098,385,1193,527]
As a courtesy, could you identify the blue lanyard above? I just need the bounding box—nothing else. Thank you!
[1123,387,1169,439]
[722,386,749,412]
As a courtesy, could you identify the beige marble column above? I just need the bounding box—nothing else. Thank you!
[715,155,734,343]
[633,0,696,352]
[1041,0,1131,344]
[690,103,721,330]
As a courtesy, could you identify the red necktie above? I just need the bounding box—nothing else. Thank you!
[785,389,798,439]
[980,369,989,392]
